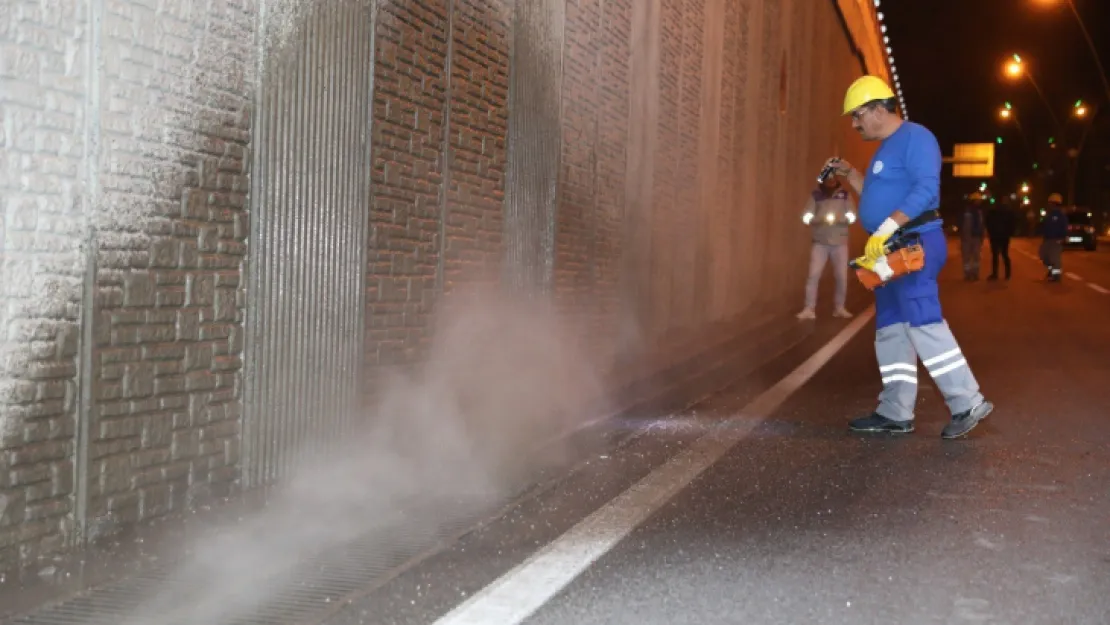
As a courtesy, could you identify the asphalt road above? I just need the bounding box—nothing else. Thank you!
[323,239,1110,625]
[1009,236,1110,296]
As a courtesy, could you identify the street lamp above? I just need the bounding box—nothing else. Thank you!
[1002,54,1062,131]
[1066,100,1099,206]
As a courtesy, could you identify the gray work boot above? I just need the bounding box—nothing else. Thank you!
[849,413,915,434]
[941,400,993,439]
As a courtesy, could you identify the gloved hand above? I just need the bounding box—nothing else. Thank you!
[864,232,892,261]
[865,218,901,262]
[853,254,875,271]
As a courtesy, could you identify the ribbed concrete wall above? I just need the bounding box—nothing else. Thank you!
[0,0,885,577]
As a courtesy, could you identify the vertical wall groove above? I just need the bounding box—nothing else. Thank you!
[437,0,457,294]
[73,0,105,544]
[619,0,661,348]
[503,0,566,296]
[242,0,374,487]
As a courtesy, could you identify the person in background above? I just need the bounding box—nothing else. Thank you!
[1040,193,1068,282]
[960,192,985,281]
[985,196,1015,281]
[797,176,856,320]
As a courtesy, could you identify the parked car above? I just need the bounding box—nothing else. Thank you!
[1064,210,1098,251]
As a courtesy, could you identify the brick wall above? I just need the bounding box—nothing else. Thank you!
[0,0,255,576]
[363,0,886,392]
[366,0,452,378]
[551,0,880,382]
[0,0,888,578]
[85,0,255,541]
[442,0,510,290]
[0,0,88,570]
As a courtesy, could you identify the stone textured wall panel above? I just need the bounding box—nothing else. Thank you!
[85,0,255,541]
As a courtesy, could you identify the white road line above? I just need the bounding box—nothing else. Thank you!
[1088,283,1110,295]
[1066,272,1083,281]
[431,306,877,625]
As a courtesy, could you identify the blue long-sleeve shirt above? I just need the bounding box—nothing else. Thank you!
[1042,207,1069,239]
[858,121,943,235]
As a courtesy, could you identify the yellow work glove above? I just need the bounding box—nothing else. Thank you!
[853,254,876,271]
[864,218,900,262]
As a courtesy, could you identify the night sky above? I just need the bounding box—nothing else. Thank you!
[880,0,1110,209]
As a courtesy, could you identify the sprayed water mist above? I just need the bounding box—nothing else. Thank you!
[120,285,611,624]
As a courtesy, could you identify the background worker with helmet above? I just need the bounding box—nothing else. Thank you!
[822,75,993,440]
[960,192,986,281]
[1040,193,1068,282]
[796,175,856,320]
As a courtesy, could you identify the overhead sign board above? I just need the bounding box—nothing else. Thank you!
[946,143,995,178]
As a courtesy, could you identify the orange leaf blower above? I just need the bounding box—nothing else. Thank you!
[848,232,926,291]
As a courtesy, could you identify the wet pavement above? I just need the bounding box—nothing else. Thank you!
[4,237,1108,625]
[324,238,1110,625]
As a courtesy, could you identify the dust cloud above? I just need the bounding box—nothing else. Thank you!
[120,285,612,625]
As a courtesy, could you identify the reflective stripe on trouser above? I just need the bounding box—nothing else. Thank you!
[876,321,984,421]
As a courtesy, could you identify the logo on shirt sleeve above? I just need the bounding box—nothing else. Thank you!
[872,160,884,174]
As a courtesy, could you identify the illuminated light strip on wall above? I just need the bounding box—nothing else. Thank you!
[873,0,907,119]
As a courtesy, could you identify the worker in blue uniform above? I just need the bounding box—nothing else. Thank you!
[1040,193,1068,281]
[823,75,993,439]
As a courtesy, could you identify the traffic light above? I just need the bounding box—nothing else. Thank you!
[996,136,1003,144]
[1004,101,1012,110]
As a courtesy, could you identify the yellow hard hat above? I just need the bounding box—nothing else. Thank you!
[843,75,896,115]
[1047,193,1063,204]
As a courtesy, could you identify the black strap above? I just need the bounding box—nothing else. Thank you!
[897,209,940,234]
[848,210,939,269]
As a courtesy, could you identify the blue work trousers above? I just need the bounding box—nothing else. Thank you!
[874,228,947,330]
[871,227,983,420]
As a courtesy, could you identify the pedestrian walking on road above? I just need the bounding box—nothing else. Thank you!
[823,75,993,440]
[1040,193,1068,282]
[796,176,856,320]
[960,193,985,281]
[985,197,1015,281]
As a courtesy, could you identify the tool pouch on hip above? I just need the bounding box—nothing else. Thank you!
[848,233,926,291]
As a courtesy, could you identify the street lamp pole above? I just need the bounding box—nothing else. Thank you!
[1067,101,1099,207]
[1005,55,1063,132]
[1062,0,1110,106]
